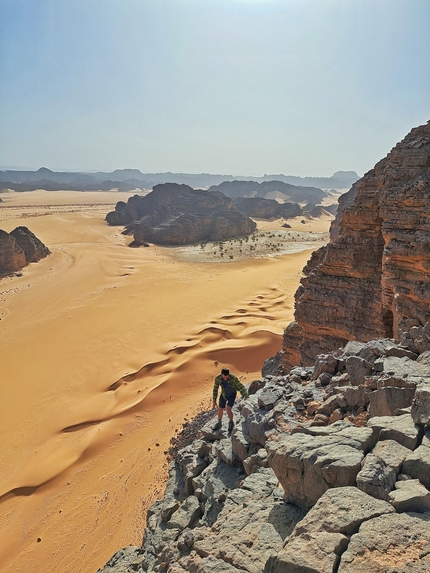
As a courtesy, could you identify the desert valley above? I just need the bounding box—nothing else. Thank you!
[0,185,334,572]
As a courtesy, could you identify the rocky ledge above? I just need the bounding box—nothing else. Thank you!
[0,226,50,275]
[105,183,256,246]
[98,322,430,573]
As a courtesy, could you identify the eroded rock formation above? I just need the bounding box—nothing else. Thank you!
[106,183,257,245]
[98,325,430,572]
[0,226,50,275]
[233,197,303,219]
[278,121,430,370]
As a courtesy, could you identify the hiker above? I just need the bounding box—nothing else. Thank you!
[212,367,249,432]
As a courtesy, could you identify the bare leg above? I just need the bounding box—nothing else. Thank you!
[226,405,233,421]
[217,406,224,421]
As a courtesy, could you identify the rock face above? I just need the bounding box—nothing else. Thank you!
[0,226,50,275]
[105,183,257,245]
[98,323,430,573]
[280,121,430,370]
[234,197,303,219]
[208,180,327,204]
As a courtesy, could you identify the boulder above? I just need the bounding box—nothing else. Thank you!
[338,512,430,572]
[411,384,430,425]
[345,356,373,385]
[376,355,430,389]
[167,495,202,530]
[367,414,421,450]
[265,531,348,573]
[267,423,373,509]
[402,429,430,489]
[291,487,394,537]
[388,479,430,512]
[371,439,411,473]
[368,386,416,417]
[356,454,396,500]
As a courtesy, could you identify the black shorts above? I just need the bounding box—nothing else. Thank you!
[219,392,237,408]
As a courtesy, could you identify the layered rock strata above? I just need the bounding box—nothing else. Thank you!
[106,183,256,245]
[0,226,50,275]
[99,324,430,573]
[279,121,430,370]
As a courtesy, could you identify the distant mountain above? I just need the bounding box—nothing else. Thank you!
[0,169,359,191]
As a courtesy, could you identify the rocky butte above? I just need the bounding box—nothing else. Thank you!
[277,121,430,371]
[0,226,50,276]
[106,183,257,245]
[99,122,430,573]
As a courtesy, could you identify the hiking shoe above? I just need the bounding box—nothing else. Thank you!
[228,420,234,432]
[212,421,222,431]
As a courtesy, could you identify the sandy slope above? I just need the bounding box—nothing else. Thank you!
[0,191,332,573]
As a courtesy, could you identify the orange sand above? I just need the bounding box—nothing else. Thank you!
[0,191,332,573]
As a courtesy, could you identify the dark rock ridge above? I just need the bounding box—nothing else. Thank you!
[98,325,430,572]
[106,184,257,245]
[233,197,303,219]
[0,169,359,191]
[233,197,337,220]
[209,180,327,204]
[0,226,50,275]
[277,121,430,370]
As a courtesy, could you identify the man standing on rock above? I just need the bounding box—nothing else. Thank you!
[212,367,248,433]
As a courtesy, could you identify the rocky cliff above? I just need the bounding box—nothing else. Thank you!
[208,180,327,204]
[106,184,256,245]
[99,327,430,573]
[0,226,50,275]
[278,121,430,370]
[233,197,303,219]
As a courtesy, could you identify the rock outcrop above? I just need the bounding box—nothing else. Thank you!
[208,180,327,204]
[106,184,257,245]
[279,121,430,370]
[0,226,50,275]
[233,197,303,219]
[98,322,430,573]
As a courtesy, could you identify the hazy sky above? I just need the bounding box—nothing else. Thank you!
[1,0,429,176]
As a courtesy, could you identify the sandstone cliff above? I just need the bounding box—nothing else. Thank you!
[279,121,430,370]
[0,226,50,275]
[106,184,257,245]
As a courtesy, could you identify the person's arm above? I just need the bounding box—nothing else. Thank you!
[230,375,249,399]
[212,376,221,406]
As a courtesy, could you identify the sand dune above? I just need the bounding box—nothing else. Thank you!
[0,191,331,572]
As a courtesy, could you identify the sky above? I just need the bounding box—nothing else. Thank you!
[0,0,429,177]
